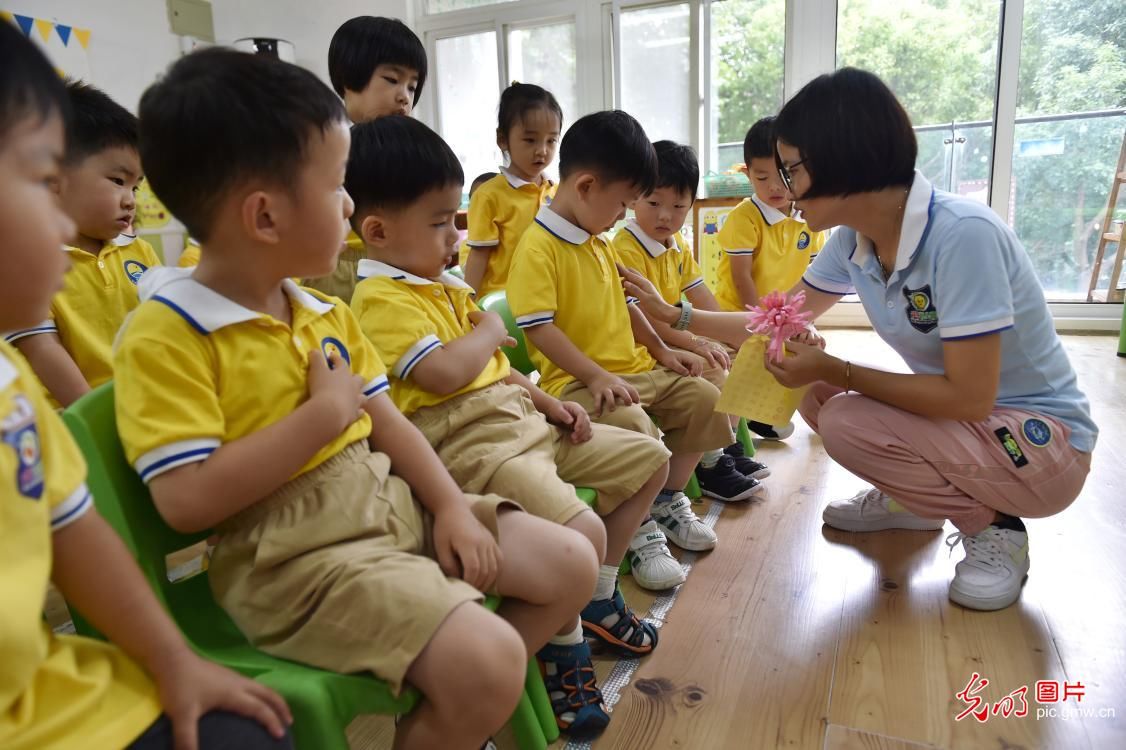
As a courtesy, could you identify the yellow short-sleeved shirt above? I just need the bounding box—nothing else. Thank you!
[463,170,557,296]
[0,342,162,750]
[177,241,201,268]
[352,260,510,416]
[4,235,161,391]
[611,220,705,305]
[714,195,826,311]
[114,268,390,485]
[507,207,654,397]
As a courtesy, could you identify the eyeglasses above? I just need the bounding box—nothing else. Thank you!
[777,158,805,195]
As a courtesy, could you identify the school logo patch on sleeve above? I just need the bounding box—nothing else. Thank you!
[902,284,938,333]
[123,259,149,285]
[994,426,1029,468]
[797,231,811,250]
[2,395,44,499]
[321,336,351,366]
[1021,418,1052,447]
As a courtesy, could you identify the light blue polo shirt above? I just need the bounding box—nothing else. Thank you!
[803,171,1097,453]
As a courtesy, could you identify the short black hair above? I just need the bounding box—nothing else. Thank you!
[559,110,656,194]
[328,17,427,105]
[345,115,463,223]
[65,81,138,165]
[652,140,699,199]
[497,83,563,138]
[743,116,774,165]
[0,22,69,142]
[470,171,497,197]
[774,68,916,199]
[139,48,347,243]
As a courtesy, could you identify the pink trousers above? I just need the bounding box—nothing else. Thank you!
[800,383,1091,535]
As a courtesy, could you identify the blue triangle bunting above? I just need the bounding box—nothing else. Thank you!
[14,14,34,37]
[56,24,72,46]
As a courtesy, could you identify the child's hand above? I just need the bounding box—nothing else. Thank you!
[307,350,365,432]
[466,310,511,348]
[691,339,732,371]
[433,505,501,592]
[544,399,593,444]
[655,347,705,377]
[584,371,641,416]
[155,650,291,750]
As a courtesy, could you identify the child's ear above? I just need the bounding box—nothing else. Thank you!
[574,173,596,202]
[360,213,390,247]
[240,190,280,244]
[496,128,508,154]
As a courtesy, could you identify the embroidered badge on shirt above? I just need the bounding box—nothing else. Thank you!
[123,259,149,285]
[797,231,811,250]
[2,395,44,499]
[1022,418,1052,447]
[321,336,351,367]
[903,284,938,334]
[994,426,1029,468]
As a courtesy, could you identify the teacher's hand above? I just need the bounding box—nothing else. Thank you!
[617,263,679,326]
[764,340,840,389]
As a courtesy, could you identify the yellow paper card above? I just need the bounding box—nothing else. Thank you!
[715,336,806,425]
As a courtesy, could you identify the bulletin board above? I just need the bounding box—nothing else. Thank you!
[692,197,742,293]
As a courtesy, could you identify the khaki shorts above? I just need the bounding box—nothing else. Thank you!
[207,441,516,694]
[411,383,670,526]
[301,245,364,302]
[561,366,734,453]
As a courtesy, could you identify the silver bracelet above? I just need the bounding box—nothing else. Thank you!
[673,300,693,331]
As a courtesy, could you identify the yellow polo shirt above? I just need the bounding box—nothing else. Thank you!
[507,207,654,397]
[0,341,162,750]
[611,220,704,305]
[463,170,557,296]
[714,195,825,311]
[4,235,161,391]
[177,241,200,268]
[352,260,510,416]
[114,268,389,484]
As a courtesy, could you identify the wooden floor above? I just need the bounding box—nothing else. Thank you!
[345,331,1125,750]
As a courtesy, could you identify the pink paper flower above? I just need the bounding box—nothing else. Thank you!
[746,290,813,362]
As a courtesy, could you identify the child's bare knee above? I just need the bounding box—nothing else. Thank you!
[566,509,607,561]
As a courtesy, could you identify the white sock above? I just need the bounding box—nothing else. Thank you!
[594,564,619,601]
[699,449,723,468]
[549,619,584,647]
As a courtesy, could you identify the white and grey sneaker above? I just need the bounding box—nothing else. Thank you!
[628,520,686,590]
[822,488,946,532]
[947,527,1030,611]
[651,493,718,551]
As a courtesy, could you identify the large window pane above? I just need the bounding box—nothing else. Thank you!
[435,32,501,197]
[508,21,578,182]
[619,3,691,145]
[710,0,785,172]
[838,0,1002,203]
[1009,0,1126,300]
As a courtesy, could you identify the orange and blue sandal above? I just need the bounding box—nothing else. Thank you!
[537,641,611,739]
[581,585,658,658]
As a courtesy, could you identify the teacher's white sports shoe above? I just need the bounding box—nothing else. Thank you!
[822,488,946,532]
[947,527,1030,611]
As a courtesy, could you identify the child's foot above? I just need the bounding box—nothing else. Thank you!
[696,455,764,502]
[748,420,795,440]
[947,525,1030,611]
[651,493,718,551]
[537,641,611,739]
[581,584,658,657]
[628,520,686,590]
[822,488,946,532]
[723,441,771,480]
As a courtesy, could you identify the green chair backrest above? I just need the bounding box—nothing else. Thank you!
[478,291,537,376]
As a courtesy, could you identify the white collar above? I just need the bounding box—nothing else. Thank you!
[65,233,136,255]
[749,194,790,226]
[138,267,335,333]
[851,170,934,274]
[535,206,590,245]
[0,349,17,390]
[356,258,470,290]
[624,219,678,258]
[502,168,534,189]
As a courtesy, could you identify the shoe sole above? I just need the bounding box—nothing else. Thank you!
[701,482,765,502]
[750,468,771,480]
[822,508,946,532]
[630,568,686,590]
[581,620,656,657]
[949,572,1029,611]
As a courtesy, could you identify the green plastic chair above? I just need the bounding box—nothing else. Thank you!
[62,383,550,750]
[478,291,537,376]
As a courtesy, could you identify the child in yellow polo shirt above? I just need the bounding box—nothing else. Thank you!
[0,26,292,750]
[347,117,676,739]
[509,111,767,559]
[303,16,430,301]
[715,116,827,440]
[613,140,771,483]
[7,82,160,408]
[462,83,560,295]
[117,49,596,750]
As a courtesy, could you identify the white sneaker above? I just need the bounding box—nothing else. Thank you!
[822,488,946,532]
[651,494,718,551]
[947,527,1030,611]
[628,521,686,590]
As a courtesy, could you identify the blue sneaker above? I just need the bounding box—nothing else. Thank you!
[537,641,611,739]
[581,585,658,658]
